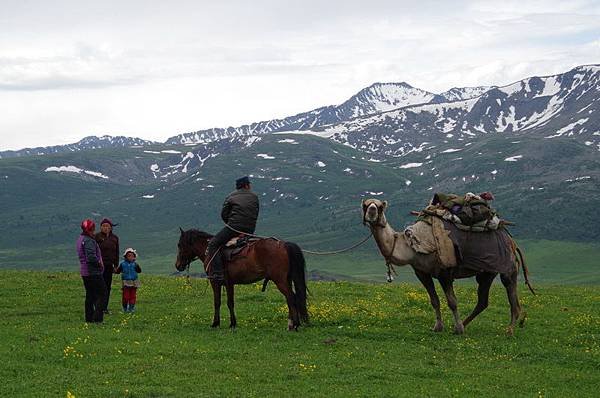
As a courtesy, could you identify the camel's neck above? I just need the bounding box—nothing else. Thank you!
[370,220,415,266]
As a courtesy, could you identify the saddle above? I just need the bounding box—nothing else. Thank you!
[222,235,261,262]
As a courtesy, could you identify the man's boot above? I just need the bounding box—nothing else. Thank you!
[207,248,225,283]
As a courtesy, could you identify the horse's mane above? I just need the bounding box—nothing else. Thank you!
[186,229,213,239]
[181,229,213,247]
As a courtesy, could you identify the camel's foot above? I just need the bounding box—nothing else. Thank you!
[506,325,515,336]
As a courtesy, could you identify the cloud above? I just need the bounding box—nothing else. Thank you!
[0,0,599,149]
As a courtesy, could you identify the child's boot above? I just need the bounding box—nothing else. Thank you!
[129,304,135,313]
[123,304,129,313]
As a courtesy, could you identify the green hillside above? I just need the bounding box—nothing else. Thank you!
[1,134,599,283]
[1,270,599,397]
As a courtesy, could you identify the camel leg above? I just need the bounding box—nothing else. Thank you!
[273,278,299,331]
[462,272,496,328]
[438,276,464,334]
[210,281,222,328]
[414,270,444,332]
[500,270,521,336]
[225,283,237,329]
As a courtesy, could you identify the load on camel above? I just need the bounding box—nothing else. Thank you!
[361,192,534,335]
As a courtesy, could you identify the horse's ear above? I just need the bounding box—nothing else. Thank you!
[179,227,184,234]
[382,200,388,210]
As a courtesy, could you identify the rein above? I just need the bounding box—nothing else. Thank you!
[223,222,373,256]
[368,217,399,283]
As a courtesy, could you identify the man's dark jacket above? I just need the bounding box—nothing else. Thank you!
[95,232,120,269]
[221,189,259,233]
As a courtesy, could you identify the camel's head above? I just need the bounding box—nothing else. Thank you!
[362,198,388,227]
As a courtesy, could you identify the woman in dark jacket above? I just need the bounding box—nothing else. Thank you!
[95,218,119,313]
[77,219,106,323]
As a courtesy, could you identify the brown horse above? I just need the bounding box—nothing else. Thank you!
[362,198,533,335]
[175,228,309,330]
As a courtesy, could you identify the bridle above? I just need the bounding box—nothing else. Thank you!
[363,203,399,282]
[363,202,388,228]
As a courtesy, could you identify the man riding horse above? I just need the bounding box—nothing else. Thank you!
[206,176,260,283]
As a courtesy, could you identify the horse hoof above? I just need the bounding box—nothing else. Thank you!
[432,322,444,332]
[211,322,220,328]
[518,312,527,328]
[506,326,514,336]
[454,324,465,335]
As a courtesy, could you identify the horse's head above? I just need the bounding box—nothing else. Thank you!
[362,198,388,227]
[175,227,212,272]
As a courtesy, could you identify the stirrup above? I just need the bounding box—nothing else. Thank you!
[207,272,224,282]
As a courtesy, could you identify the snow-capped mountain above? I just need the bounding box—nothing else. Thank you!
[306,65,600,157]
[164,82,441,145]
[2,64,598,162]
[0,135,157,159]
[438,86,495,102]
[336,82,437,117]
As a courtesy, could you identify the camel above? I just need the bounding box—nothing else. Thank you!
[362,198,530,335]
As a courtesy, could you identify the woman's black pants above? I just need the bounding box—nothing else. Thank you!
[82,275,107,322]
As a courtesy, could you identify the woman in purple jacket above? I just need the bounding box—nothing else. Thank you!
[76,219,107,323]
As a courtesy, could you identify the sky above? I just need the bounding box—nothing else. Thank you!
[1,0,599,151]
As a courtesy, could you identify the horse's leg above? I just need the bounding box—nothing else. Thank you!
[500,270,521,336]
[273,278,299,331]
[414,270,444,332]
[438,276,464,334]
[462,272,496,328]
[226,283,236,329]
[210,281,221,328]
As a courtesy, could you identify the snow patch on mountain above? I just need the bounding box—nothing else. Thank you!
[504,155,523,162]
[566,176,591,182]
[439,86,493,101]
[441,148,462,153]
[399,162,423,169]
[545,119,588,138]
[45,165,109,179]
[535,76,562,98]
[277,139,298,144]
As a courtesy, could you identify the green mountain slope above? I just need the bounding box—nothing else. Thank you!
[1,134,599,283]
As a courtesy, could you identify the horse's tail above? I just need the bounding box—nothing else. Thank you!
[515,245,536,295]
[285,241,309,323]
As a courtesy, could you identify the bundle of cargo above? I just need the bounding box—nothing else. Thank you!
[404,192,514,269]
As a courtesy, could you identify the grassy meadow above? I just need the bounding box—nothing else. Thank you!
[1,269,599,397]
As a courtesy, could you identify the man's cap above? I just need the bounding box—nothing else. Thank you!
[235,176,251,188]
